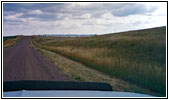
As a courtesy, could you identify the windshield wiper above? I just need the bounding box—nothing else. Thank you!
[3,80,112,92]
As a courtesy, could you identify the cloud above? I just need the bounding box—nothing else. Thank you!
[110,3,157,16]
[81,13,91,19]
[4,13,23,20]
[3,2,167,36]
[28,9,43,15]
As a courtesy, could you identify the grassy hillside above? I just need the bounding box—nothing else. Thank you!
[32,26,166,96]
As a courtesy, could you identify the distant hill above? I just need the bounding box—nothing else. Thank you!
[39,34,94,37]
[100,26,166,37]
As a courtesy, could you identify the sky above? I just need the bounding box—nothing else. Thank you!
[3,2,167,36]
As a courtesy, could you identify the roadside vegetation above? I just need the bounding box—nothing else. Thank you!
[32,26,166,96]
[3,36,16,42]
[3,35,24,47]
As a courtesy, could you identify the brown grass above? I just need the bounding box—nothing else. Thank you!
[30,40,160,96]
[32,26,166,96]
[3,36,24,47]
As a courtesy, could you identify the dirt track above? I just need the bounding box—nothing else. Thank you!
[3,37,72,81]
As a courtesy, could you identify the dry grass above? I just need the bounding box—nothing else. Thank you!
[31,40,160,96]
[3,36,24,47]
[32,26,166,96]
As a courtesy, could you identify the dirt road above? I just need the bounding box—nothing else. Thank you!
[3,37,72,81]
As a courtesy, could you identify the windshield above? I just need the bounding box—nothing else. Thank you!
[3,2,167,98]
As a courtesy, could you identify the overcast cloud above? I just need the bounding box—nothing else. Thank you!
[3,2,167,36]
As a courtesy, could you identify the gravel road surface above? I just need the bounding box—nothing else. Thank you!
[3,37,72,81]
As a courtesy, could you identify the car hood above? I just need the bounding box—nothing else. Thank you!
[3,90,154,97]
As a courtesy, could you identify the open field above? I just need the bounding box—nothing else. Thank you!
[3,36,24,47]
[32,26,166,96]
